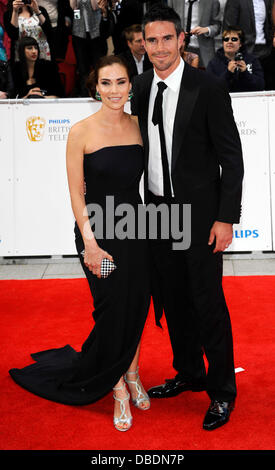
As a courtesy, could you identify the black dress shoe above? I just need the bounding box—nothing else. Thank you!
[147,376,206,399]
[203,400,235,431]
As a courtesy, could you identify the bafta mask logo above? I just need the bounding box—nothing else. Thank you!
[26,116,46,142]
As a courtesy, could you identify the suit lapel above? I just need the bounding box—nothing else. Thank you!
[247,0,256,33]
[128,52,138,76]
[138,70,154,160]
[198,0,203,23]
[171,63,200,172]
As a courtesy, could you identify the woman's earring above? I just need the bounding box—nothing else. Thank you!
[128,89,133,100]
[95,90,102,101]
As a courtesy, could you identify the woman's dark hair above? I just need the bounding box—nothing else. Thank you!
[18,36,40,62]
[17,36,40,84]
[86,55,131,99]
[142,2,182,37]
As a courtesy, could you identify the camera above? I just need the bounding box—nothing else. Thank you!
[23,0,32,5]
[234,52,243,62]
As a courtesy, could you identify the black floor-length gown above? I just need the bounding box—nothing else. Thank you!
[9,145,151,406]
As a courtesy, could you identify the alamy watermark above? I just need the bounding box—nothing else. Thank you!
[83,196,191,250]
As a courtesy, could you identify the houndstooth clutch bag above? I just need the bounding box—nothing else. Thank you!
[80,250,117,278]
[100,258,117,278]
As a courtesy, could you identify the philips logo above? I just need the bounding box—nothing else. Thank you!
[233,229,259,239]
[48,119,70,124]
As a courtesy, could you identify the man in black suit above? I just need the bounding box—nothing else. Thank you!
[112,0,144,54]
[119,24,153,80]
[131,3,244,430]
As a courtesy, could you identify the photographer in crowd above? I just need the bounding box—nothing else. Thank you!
[4,0,53,62]
[207,26,265,92]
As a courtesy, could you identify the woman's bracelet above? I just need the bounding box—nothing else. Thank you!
[36,11,43,16]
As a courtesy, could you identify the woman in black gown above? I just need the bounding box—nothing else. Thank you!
[9,55,151,432]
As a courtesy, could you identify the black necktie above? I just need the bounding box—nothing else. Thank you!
[152,81,172,198]
[186,0,197,47]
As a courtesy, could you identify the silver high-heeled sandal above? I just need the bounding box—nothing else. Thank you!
[124,366,150,411]
[113,382,132,432]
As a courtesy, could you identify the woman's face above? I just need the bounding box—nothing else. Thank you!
[223,32,241,56]
[96,64,131,110]
[24,44,39,62]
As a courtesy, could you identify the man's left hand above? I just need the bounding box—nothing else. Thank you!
[208,221,233,253]
[191,26,209,36]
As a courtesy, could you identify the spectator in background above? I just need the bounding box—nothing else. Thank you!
[207,26,265,92]
[37,0,73,61]
[223,0,274,86]
[0,60,14,98]
[112,0,144,54]
[214,0,227,51]
[167,0,221,68]
[1,0,11,59]
[118,24,152,80]
[4,0,53,62]
[11,35,64,97]
[70,0,107,97]
[0,20,7,59]
[261,1,275,89]
[180,30,199,67]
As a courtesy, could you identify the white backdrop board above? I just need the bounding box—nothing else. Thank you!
[12,100,101,256]
[269,96,275,251]
[0,104,14,256]
[228,94,272,252]
[0,94,274,256]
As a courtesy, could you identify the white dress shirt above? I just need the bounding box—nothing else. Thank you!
[148,59,185,197]
[133,54,144,75]
[185,0,200,48]
[252,0,267,45]
[184,0,210,48]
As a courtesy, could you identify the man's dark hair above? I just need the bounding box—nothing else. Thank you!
[142,2,182,37]
[123,24,142,43]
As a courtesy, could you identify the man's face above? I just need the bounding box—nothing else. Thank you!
[144,21,184,77]
[128,32,145,57]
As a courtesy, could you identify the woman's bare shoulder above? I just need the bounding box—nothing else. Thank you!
[128,113,143,144]
[69,115,95,135]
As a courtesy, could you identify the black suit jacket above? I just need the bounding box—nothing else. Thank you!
[131,63,244,245]
[118,49,153,81]
[223,0,274,55]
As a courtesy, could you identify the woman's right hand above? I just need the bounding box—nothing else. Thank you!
[83,243,114,278]
[25,87,44,97]
[228,60,237,73]
[12,0,25,12]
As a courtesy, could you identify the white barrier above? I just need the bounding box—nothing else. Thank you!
[229,93,272,252]
[0,93,275,257]
[269,95,275,252]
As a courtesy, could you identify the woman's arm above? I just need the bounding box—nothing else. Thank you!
[69,0,78,10]
[10,0,24,28]
[66,123,114,277]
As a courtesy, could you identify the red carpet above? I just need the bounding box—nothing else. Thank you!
[0,276,275,451]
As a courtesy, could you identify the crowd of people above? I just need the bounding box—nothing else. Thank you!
[0,0,275,98]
